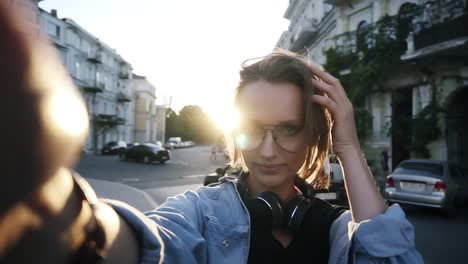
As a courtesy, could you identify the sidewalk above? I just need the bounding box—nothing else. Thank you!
[86,178,158,212]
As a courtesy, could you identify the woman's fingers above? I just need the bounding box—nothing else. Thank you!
[311,94,337,113]
[311,78,337,97]
[308,62,340,86]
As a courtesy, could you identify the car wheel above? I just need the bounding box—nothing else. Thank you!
[144,156,151,164]
[160,160,166,164]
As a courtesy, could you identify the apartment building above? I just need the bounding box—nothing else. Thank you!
[39,9,133,152]
[277,0,468,170]
[131,74,166,144]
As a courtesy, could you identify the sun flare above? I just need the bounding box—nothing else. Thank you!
[207,104,240,134]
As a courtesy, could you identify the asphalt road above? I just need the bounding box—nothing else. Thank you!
[75,145,228,203]
[75,146,468,264]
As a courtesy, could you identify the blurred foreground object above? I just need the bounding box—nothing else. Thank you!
[0,0,88,222]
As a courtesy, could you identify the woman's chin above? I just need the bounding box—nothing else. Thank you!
[255,173,289,189]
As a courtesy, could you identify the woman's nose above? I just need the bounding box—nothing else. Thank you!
[257,130,277,158]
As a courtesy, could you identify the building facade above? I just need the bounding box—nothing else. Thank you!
[277,0,468,171]
[131,74,166,144]
[39,9,133,152]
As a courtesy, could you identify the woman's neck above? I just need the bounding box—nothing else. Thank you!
[245,174,297,203]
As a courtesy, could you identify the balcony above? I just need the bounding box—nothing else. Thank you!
[94,114,125,127]
[328,31,357,54]
[413,14,468,51]
[290,18,319,51]
[81,81,105,93]
[87,52,102,64]
[117,92,132,103]
[324,0,349,6]
[119,72,130,79]
[401,0,468,60]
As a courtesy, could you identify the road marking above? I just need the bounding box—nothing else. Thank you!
[181,174,205,179]
[121,178,141,182]
[168,160,189,166]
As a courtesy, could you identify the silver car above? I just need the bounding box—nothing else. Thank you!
[385,159,468,216]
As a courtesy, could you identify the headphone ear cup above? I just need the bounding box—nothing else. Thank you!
[285,195,312,234]
[253,191,285,228]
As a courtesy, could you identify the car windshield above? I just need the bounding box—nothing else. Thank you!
[394,162,444,178]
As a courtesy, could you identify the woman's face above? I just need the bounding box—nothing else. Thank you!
[237,80,308,189]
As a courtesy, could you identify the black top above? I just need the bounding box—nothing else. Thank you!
[247,195,347,264]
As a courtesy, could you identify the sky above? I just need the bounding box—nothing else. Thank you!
[39,0,290,130]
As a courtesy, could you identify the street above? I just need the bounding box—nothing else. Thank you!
[75,146,468,264]
[75,145,227,205]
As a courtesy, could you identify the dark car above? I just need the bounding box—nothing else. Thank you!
[203,165,240,186]
[119,143,170,164]
[101,141,127,155]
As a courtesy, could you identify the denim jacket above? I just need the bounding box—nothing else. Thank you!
[109,176,423,264]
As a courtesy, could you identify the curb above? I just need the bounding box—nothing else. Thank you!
[86,178,158,212]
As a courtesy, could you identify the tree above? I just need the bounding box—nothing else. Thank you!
[165,105,221,144]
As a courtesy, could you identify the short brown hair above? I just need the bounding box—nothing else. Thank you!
[226,49,332,189]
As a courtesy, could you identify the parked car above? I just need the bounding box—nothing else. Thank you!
[120,143,170,164]
[126,142,140,149]
[314,163,348,205]
[384,159,468,216]
[101,141,127,155]
[163,142,175,150]
[168,137,182,148]
[203,165,235,186]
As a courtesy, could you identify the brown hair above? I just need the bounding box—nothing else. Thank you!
[226,49,332,189]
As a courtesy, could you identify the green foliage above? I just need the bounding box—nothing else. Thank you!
[410,102,443,157]
[324,13,443,154]
[324,15,411,143]
[165,105,221,144]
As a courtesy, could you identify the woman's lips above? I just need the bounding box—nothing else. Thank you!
[255,163,284,175]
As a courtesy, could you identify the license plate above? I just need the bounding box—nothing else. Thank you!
[400,182,425,192]
[316,192,337,200]
[161,157,168,160]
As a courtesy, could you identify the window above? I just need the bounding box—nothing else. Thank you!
[356,20,372,50]
[81,40,90,54]
[47,21,60,38]
[75,62,80,79]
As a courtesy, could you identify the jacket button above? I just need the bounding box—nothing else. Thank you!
[222,240,229,248]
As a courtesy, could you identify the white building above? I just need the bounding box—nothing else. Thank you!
[277,0,468,170]
[131,74,166,144]
[39,9,133,152]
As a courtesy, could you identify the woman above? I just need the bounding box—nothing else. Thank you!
[132,51,423,263]
[0,2,422,262]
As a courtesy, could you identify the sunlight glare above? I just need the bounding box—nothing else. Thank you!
[209,105,240,134]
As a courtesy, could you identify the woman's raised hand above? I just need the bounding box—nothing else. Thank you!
[308,63,360,156]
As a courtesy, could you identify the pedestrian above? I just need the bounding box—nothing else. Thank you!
[381,146,390,175]
[210,144,217,160]
[0,4,422,263]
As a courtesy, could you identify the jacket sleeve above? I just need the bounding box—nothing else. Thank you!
[108,190,207,264]
[328,204,424,264]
